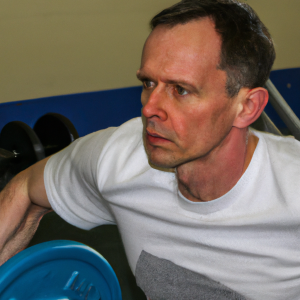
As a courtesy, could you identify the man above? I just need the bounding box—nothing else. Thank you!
[1,0,300,299]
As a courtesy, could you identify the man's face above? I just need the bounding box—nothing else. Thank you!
[137,18,240,168]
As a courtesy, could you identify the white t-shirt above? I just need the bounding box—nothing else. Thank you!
[44,117,300,300]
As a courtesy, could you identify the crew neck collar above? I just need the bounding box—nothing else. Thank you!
[177,130,264,215]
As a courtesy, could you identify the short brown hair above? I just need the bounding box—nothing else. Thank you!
[151,0,276,97]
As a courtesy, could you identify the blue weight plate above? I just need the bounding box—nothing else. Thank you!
[0,240,122,300]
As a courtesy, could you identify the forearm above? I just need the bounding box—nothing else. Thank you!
[0,201,49,265]
[0,159,51,265]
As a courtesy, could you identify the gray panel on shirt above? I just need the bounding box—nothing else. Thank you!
[136,251,246,300]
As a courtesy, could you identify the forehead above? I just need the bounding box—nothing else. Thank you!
[140,18,223,85]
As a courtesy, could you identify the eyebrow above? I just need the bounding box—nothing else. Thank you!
[164,79,198,92]
[136,69,199,93]
[136,70,155,83]
[136,70,147,81]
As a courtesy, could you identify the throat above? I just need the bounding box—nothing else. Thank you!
[177,133,259,202]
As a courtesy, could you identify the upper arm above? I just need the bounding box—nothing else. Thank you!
[42,128,118,229]
[26,156,52,209]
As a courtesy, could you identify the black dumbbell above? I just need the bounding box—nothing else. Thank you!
[0,114,79,191]
[0,121,45,190]
[34,113,79,157]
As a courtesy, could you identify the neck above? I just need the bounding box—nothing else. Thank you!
[177,127,258,202]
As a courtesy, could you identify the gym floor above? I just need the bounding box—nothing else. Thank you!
[28,211,147,300]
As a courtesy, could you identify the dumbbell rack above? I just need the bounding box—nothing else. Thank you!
[0,113,80,191]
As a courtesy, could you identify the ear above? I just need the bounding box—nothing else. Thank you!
[233,87,268,129]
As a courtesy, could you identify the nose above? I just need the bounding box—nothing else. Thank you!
[142,86,168,121]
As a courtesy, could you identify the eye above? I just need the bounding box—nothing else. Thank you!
[143,80,155,89]
[175,85,188,96]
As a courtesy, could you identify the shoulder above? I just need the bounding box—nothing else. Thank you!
[46,117,146,182]
[253,130,300,162]
[103,117,143,147]
[97,117,144,159]
[71,117,143,159]
[95,117,149,182]
[253,131,300,174]
[253,130,300,206]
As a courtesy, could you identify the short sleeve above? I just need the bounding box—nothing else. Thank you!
[44,127,118,230]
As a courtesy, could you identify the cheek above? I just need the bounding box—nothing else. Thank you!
[172,112,206,145]
[209,99,233,127]
[178,104,228,143]
[172,116,187,136]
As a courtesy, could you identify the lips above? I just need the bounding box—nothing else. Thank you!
[146,129,170,143]
[147,130,164,138]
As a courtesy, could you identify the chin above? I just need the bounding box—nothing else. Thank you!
[147,152,179,170]
[143,139,180,169]
[148,159,177,172]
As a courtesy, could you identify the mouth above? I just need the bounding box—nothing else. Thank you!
[146,129,171,144]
